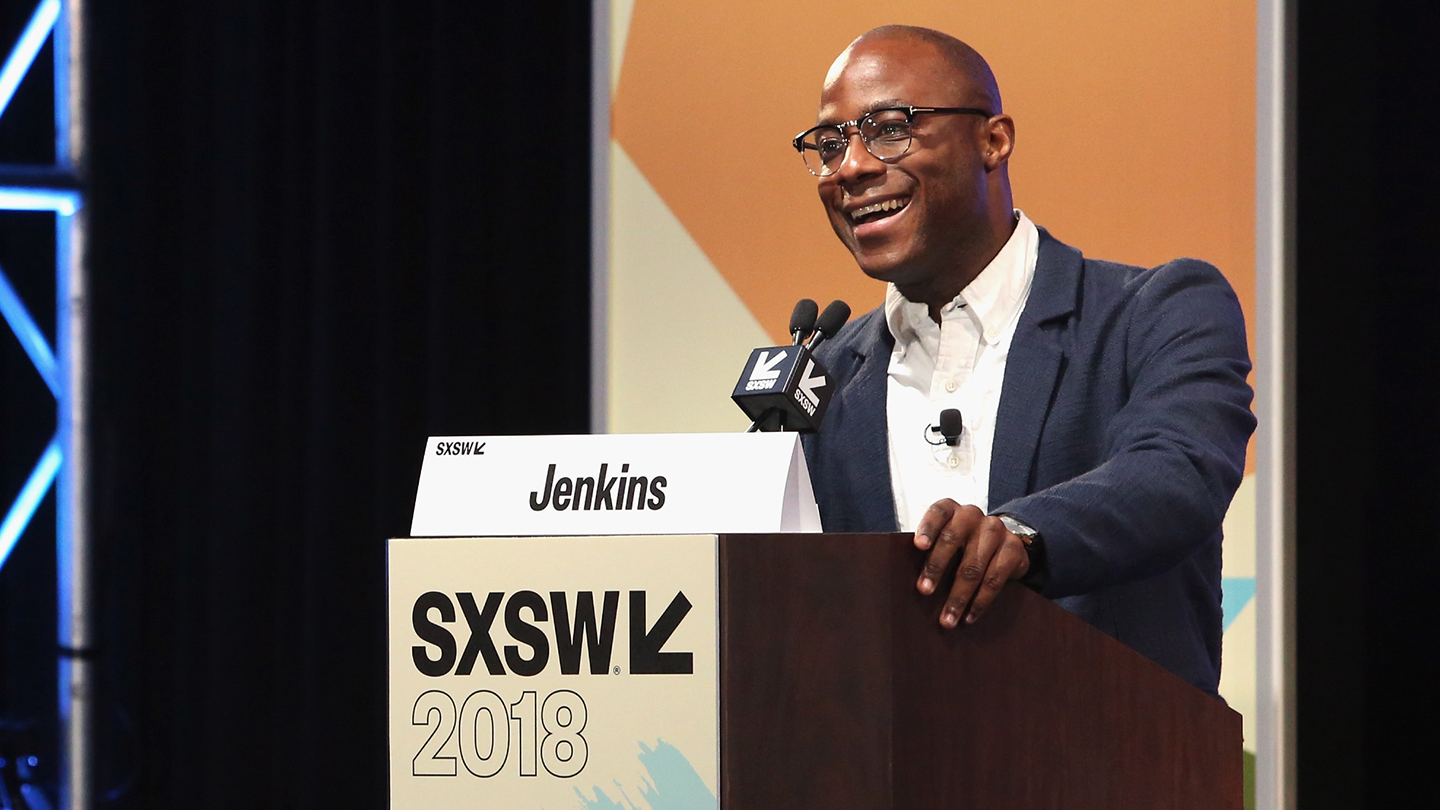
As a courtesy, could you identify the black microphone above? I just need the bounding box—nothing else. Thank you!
[789,298,818,345]
[732,298,841,433]
[805,300,851,351]
[939,408,963,445]
[925,408,964,446]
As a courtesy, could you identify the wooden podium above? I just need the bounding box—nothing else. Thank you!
[718,532,1242,810]
[388,530,1241,809]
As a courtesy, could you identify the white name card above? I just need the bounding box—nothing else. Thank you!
[410,432,820,537]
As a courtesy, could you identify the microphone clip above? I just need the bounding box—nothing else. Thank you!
[924,408,964,447]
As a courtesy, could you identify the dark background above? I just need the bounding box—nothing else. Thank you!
[1294,2,1440,808]
[0,0,1435,807]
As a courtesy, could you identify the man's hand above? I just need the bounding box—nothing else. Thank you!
[914,500,1031,628]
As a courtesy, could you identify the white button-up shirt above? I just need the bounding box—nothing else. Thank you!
[885,211,1039,530]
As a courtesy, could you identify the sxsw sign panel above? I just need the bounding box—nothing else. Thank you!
[389,535,719,810]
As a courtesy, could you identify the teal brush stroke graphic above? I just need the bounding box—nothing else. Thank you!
[1222,576,1257,633]
[571,739,716,810]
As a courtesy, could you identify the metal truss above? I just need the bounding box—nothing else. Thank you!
[0,1,91,808]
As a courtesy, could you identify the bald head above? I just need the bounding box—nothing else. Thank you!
[826,25,1002,115]
[812,25,1018,315]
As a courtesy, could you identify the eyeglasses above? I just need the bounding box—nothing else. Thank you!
[792,106,992,177]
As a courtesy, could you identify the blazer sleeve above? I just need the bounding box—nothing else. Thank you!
[993,259,1256,598]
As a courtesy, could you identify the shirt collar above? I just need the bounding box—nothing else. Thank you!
[884,210,1038,346]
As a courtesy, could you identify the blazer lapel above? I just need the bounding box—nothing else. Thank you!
[830,312,897,529]
[989,230,1082,508]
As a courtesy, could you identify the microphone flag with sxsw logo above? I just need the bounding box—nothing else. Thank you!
[730,346,832,432]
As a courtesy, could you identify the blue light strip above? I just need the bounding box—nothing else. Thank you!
[0,434,62,572]
[0,186,79,215]
[0,0,59,121]
[0,261,60,396]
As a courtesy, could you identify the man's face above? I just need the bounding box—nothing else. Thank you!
[815,40,993,290]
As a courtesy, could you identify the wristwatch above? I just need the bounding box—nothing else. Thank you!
[996,513,1048,590]
[997,514,1039,546]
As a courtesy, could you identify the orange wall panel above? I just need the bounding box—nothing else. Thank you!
[614,0,1256,470]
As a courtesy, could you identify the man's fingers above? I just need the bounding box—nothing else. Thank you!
[939,517,1006,627]
[916,502,979,595]
[959,536,1031,625]
[913,499,959,551]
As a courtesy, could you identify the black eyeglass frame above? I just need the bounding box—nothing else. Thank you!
[791,105,993,176]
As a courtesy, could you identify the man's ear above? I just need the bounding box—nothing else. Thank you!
[982,114,1015,172]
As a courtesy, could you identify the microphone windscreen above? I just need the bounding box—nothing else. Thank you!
[939,408,963,437]
[815,300,852,337]
[789,299,819,335]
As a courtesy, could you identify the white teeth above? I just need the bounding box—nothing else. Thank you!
[850,198,909,222]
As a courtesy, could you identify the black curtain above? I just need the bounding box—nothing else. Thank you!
[86,2,590,807]
[1296,2,1440,808]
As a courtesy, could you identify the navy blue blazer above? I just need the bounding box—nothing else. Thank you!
[802,229,1256,695]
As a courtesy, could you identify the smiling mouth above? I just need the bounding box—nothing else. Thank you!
[849,197,911,225]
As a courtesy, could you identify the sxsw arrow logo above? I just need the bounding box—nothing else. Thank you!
[629,591,693,674]
[411,589,694,677]
[749,350,786,381]
[796,359,827,409]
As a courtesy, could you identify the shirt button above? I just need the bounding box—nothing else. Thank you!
[944,380,958,393]
[947,455,960,468]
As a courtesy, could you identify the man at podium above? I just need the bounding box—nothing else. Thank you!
[795,26,1255,695]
